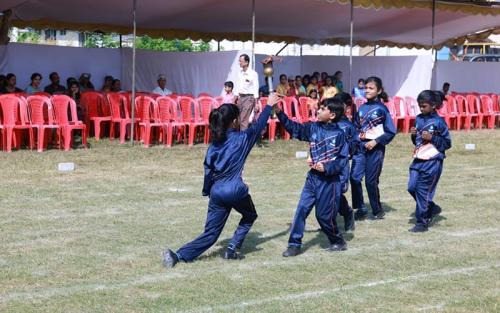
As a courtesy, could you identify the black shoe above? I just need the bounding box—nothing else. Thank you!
[369,211,385,220]
[431,205,442,217]
[223,249,244,260]
[344,210,355,231]
[162,249,179,268]
[282,246,301,257]
[409,224,428,233]
[326,242,347,252]
[354,209,368,221]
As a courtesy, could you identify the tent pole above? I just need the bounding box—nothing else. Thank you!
[431,0,436,90]
[349,0,354,95]
[130,0,137,145]
[251,0,256,70]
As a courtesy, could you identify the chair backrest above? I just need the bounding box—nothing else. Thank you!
[392,96,405,117]
[385,99,397,117]
[479,95,494,114]
[491,94,499,112]
[81,91,108,117]
[0,94,28,126]
[107,92,129,119]
[466,95,481,114]
[157,96,177,122]
[196,96,218,122]
[283,96,301,122]
[354,97,366,110]
[135,96,159,122]
[178,96,201,123]
[198,92,212,97]
[27,95,56,125]
[51,95,79,125]
[445,95,458,115]
[33,91,52,97]
[454,95,468,114]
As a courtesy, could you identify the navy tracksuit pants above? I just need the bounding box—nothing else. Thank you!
[350,145,385,215]
[339,163,353,218]
[288,172,345,247]
[176,192,257,262]
[408,159,443,226]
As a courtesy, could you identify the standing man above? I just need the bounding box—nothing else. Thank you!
[235,54,259,130]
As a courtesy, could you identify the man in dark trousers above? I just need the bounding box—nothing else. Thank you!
[234,54,260,130]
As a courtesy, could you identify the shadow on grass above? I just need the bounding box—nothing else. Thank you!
[199,228,290,260]
[408,211,447,226]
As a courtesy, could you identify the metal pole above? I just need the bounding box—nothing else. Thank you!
[130,0,137,145]
[349,0,354,95]
[300,44,303,74]
[251,0,256,70]
[119,34,123,48]
[431,0,436,89]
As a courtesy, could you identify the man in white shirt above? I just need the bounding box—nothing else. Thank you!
[234,54,260,130]
[152,74,173,96]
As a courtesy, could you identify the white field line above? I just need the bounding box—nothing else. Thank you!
[179,264,499,313]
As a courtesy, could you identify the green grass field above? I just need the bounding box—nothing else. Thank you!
[1,130,499,313]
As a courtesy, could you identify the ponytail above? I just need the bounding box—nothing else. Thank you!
[209,103,240,142]
[365,76,389,103]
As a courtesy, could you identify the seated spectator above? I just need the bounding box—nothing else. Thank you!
[276,74,289,96]
[442,82,450,95]
[333,71,344,92]
[290,75,306,98]
[101,75,114,92]
[320,76,338,101]
[66,80,84,121]
[307,88,319,111]
[79,73,95,92]
[352,78,365,98]
[152,74,173,96]
[44,72,66,95]
[320,72,328,87]
[258,77,271,97]
[221,81,235,103]
[111,79,121,92]
[66,77,78,89]
[25,72,43,94]
[306,76,319,95]
[302,74,311,89]
[0,73,22,93]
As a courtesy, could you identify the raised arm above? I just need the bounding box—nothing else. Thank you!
[275,102,313,142]
[244,93,281,143]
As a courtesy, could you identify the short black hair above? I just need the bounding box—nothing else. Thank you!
[322,98,345,122]
[417,90,444,109]
[279,74,287,80]
[31,72,42,81]
[49,72,59,80]
[358,78,365,84]
[224,81,234,89]
[240,54,250,63]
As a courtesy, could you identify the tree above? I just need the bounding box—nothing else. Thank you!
[136,36,211,52]
[16,29,40,44]
[83,32,119,48]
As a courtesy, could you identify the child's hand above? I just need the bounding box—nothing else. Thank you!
[254,102,262,113]
[306,156,313,168]
[410,127,417,135]
[267,93,282,106]
[313,162,325,172]
[421,131,432,141]
[365,140,378,150]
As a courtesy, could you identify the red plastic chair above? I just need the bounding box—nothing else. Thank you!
[81,91,112,140]
[392,96,407,133]
[403,96,418,133]
[479,95,496,129]
[197,96,218,143]
[157,96,187,147]
[198,92,212,97]
[385,99,398,128]
[490,94,500,127]
[214,96,224,108]
[466,95,482,129]
[0,94,34,152]
[51,95,87,151]
[178,96,208,146]
[33,91,52,97]
[282,97,301,140]
[136,96,165,147]
[454,95,470,131]
[443,95,459,130]
[27,95,61,152]
[107,93,133,143]
[257,97,280,142]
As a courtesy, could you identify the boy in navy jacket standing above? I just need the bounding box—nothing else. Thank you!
[408,90,451,232]
[277,98,349,257]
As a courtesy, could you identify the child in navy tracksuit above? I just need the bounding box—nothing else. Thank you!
[162,95,280,268]
[408,90,451,232]
[277,98,349,257]
[351,76,396,220]
[333,92,361,232]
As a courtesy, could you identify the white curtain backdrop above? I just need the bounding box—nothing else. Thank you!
[1,44,498,98]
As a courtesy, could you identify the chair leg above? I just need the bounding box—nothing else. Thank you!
[5,127,13,152]
[119,122,127,144]
[64,128,72,151]
[94,122,101,141]
[37,127,44,152]
[82,126,87,149]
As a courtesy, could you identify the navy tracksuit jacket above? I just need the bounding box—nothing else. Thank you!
[337,116,361,218]
[277,111,349,247]
[176,105,272,262]
[408,111,451,226]
[351,100,396,215]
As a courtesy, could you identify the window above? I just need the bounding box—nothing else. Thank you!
[44,29,56,40]
[59,30,66,36]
